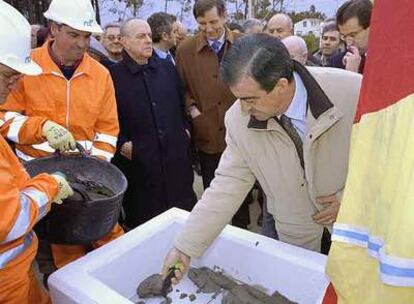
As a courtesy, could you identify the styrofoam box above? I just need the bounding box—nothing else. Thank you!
[49,208,329,304]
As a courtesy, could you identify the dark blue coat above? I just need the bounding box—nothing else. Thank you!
[328,50,366,74]
[109,53,195,228]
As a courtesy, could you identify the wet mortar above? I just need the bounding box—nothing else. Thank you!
[136,274,165,299]
[136,267,297,304]
[66,174,114,201]
[188,267,297,303]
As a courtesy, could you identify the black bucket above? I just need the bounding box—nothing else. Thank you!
[24,145,127,245]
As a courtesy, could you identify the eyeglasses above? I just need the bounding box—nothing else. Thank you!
[340,28,365,41]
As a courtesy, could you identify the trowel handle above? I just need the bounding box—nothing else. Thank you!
[75,142,88,157]
[161,263,184,296]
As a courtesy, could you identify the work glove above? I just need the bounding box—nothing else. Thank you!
[51,172,74,204]
[42,121,76,152]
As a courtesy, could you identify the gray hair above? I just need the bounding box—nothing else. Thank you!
[147,12,176,43]
[269,13,293,30]
[120,18,148,37]
[282,36,308,55]
[220,33,294,93]
[243,18,262,32]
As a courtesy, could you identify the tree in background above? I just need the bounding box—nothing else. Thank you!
[289,5,326,24]
[4,0,51,24]
[226,0,285,21]
[303,32,319,54]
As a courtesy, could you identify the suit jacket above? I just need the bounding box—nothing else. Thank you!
[175,30,243,154]
[175,65,362,255]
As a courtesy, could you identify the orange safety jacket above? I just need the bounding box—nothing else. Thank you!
[0,44,119,161]
[0,135,58,272]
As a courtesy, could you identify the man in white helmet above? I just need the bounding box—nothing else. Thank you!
[0,2,74,303]
[0,0,123,281]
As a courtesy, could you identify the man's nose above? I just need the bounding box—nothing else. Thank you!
[241,101,251,112]
[205,24,214,32]
[77,37,90,49]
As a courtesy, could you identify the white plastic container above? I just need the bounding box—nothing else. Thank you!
[49,208,329,304]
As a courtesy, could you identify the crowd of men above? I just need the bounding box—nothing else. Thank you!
[0,0,373,302]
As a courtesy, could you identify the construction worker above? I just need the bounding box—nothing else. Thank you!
[0,2,73,303]
[0,0,123,279]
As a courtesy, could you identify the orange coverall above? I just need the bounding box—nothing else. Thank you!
[0,129,58,303]
[0,44,123,271]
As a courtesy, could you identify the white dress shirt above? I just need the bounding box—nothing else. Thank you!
[283,72,308,140]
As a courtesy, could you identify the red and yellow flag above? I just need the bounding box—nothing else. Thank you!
[326,1,414,303]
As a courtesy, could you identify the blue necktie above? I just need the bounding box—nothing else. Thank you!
[211,40,222,54]
[165,53,173,63]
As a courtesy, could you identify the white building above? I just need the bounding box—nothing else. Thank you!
[294,18,323,37]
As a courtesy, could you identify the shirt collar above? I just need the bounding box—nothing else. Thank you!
[122,50,157,74]
[196,29,238,53]
[283,72,308,123]
[153,47,170,59]
[207,32,225,48]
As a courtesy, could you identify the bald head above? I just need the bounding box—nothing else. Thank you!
[267,13,293,39]
[282,36,308,65]
[121,19,150,37]
[120,19,153,64]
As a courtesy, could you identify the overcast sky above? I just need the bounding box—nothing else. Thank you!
[284,0,347,18]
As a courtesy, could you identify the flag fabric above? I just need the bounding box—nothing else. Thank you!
[326,1,414,303]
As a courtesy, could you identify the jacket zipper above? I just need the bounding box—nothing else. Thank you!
[51,72,84,131]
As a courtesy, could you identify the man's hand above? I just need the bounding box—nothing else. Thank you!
[342,46,362,73]
[312,194,340,225]
[42,121,76,152]
[51,173,74,204]
[120,141,133,160]
[161,247,191,285]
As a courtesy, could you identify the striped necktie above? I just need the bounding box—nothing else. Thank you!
[279,114,304,169]
[165,53,173,63]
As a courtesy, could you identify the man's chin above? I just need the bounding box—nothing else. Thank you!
[252,114,269,121]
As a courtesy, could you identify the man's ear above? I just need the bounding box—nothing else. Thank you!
[120,36,128,49]
[50,22,59,39]
[161,31,170,42]
[275,77,290,93]
[222,11,228,22]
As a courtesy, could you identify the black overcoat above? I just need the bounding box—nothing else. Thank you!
[109,53,195,227]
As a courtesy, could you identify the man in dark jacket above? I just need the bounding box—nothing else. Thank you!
[328,0,372,74]
[110,19,196,229]
[147,12,177,65]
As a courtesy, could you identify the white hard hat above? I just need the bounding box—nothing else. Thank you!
[0,1,42,75]
[44,0,103,34]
